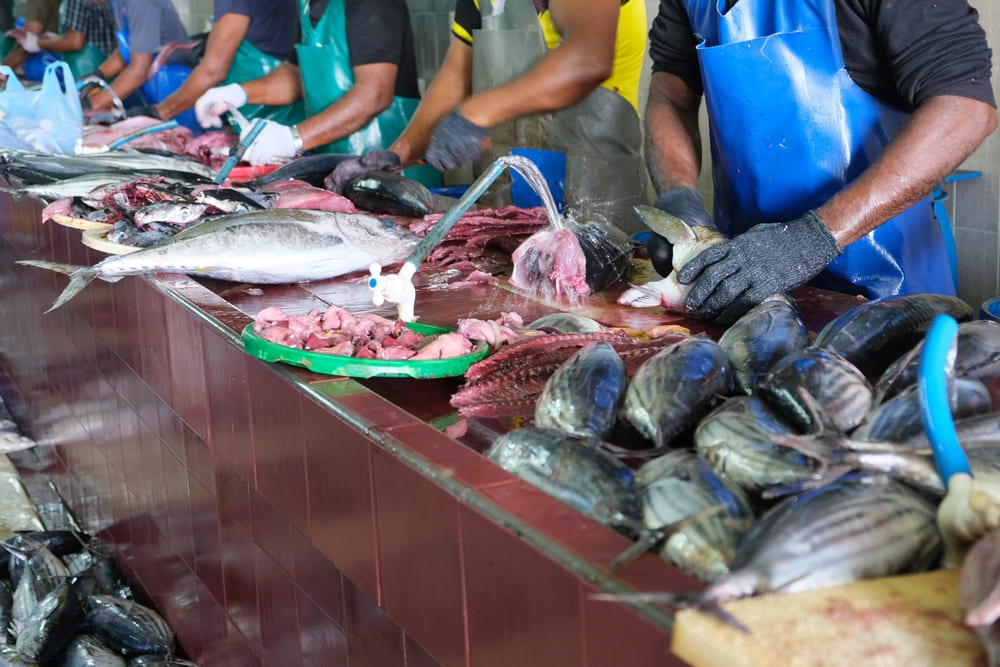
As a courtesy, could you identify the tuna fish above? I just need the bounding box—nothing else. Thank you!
[85,595,174,657]
[811,293,974,378]
[620,335,732,451]
[342,171,435,218]
[15,579,82,663]
[534,341,628,440]
[617,204,725,312]
[485,427,641,534]
[718,293,812,394]
[18,209,420,312]
[634,450,755,582]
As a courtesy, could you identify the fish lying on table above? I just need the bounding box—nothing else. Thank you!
[18,209,419,312]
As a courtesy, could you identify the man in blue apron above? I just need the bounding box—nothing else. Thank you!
[328,0,650,233]
[642,0,996,323]
[83,0,189,114]
[193,0,429,181]
[146,0,303,127]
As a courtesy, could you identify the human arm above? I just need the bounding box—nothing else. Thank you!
[37,29,86,54]
[89,51,154,111]
[154,12,249,120]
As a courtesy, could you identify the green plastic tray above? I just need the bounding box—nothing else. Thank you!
[241,321,489,379]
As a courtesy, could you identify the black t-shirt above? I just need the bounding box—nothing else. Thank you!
[649,0,995,111]
[290,0,420,99]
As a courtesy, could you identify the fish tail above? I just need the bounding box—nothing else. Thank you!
[633,205,697,243]
[609,529,665,570]
[17,260,98,312]
[694,599,752,635]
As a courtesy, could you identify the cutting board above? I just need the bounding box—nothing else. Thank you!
[672,569,986,666]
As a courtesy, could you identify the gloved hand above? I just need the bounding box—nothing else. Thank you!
[17,31,39,54]
[194,83,248,129]
[324,149,401,193]
[78,69,108,109]
[677,210,842,324]
[242,120,298,166]
[425,110,489,172]
[125,104,160,120]
[648,187,713,276]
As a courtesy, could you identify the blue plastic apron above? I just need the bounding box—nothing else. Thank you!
[295,0,439,186]
[115,24,199,131]
[685,0,952,298]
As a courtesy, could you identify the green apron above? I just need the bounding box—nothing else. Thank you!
[223,38,305,126]
[62,42,106,80]
[472,0,647,233]
[294,0,439,186]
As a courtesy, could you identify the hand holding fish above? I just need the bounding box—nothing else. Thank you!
[648,187,713,276]
[194,83,248,129]
[425,110,489,172]
[677,210,842,324]
[939,472,1000,567]
[324,150,401,194]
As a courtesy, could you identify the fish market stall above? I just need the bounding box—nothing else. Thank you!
[0,169,992,666]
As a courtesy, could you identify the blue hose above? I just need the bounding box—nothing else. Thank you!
[917,313,972,482]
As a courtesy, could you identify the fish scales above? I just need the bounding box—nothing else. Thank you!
[534,341,628,439]
[719,294,811,394]
[705,477,941,602]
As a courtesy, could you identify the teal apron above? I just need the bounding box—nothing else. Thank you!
[471,0,648,234]
[295,0,439,186]
[684,0,952,298]
[62,43,106,80]
[115,25,200,132]
[221,38,305,126]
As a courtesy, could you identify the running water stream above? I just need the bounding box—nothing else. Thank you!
[496,154,565,229]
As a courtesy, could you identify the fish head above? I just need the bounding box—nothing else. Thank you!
[133,201,209,228]
[334,213,420,265]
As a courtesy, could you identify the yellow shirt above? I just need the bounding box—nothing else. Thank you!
[452,0,646,112]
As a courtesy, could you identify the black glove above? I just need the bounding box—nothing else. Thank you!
[647,187,713,276]
[425,110,488,172]
[324,149,401,194]
[125,104,160,119]
[676,210,842,324]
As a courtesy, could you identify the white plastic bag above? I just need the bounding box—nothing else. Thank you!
[0,61,83,153]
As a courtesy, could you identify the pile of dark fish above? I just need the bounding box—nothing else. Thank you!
[0,529,194,666]
[484,292,1000,629]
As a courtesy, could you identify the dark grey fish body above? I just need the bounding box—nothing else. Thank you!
[528,313,605,334]
[68,551,131,601]
[239,152,354,188]
[534,342,628,439]
[486,427,641,532]
[0,580,11,644]
[343,171,435,218]
[572,220,634,294]
[0,149,215,181]
[11,547,69,634]
[756,347,873,434]
[14,580,82,663]
[852,378,992,443]
[719,294,811,394]
[621,335,732,449]
[637,450,755,582]
[876,319,1000,400]
[905,413,1000,451]
[811,293,974,377]
[86,596,174,657]
[702,476,942,603]
[694,396,827,496]
[193,187,274,213]
[62,634,127,667]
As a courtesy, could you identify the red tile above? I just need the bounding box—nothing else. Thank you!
[190,478,225,607]
[344,577,405,667]
[186,578,228,663]
[459,505,584,667]
[581,581,684,667]
[249,490,293,575]
[255,545,303,666]
[357,376,463,424]
[291,528,344,625]
[405,635,444,667]
[157,400,186,465]
[164,297,210,439]
[373,449,465,667]
[203,328,255,483]
[184,425,214,494]
[300,394,378,600]
[382,422,511,490]
[247,358,307,532]
[216,460,252,529]
[205,622,262,667]
[298,588,348,666]
[161,447,195,568]
[326,387,421,431]
[112,278,141,372]
[219,517,261,651]
[135,282,173,403]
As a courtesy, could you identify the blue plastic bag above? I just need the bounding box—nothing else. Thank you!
[0,61,82,153]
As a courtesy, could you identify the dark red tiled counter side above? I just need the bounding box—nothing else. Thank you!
[0,192,857,666]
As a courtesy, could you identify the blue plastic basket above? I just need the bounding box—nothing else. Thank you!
[980,297,1000,322]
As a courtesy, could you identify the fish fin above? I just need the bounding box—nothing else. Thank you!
[633,205,697,244]
[609,529,665,570]
[8,619,21,640]
[760,463,854,500]
[617,283,664,308]
[693,599,752,635]
[17,261,99,312]
[589,590,698,607]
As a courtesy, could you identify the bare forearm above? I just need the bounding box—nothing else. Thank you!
[91,61,149,110]
[298,63,396,151]
[391,52,469,164]
[38,30,85,53]
[818,95,998,247]
[644,72,703,193]
[241,63,302,107]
